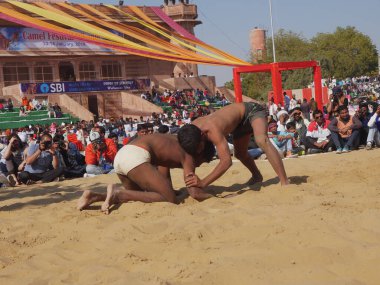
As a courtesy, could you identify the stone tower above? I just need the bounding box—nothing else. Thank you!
[250,27,267,63]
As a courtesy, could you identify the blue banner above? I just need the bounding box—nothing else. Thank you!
[20,79,151,95]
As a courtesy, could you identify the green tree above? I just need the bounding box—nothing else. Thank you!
[311,26,378,78]
[224,27,378,100]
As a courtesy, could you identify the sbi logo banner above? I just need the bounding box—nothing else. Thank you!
[39,83,65,93]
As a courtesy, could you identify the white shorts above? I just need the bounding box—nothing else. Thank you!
[114,145,151,176]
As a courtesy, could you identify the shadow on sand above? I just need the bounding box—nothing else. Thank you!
[0,176,309,212]
[0,182,106,212]
[206,175,309,197]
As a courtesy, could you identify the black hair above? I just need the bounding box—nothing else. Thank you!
[157,124,169,134]
[313,109,323,117]
[202,140,216,163]
[137,123,147,132]
[145,123,154,129]
[177,124,202,156]
[286,121,296,130]
[53,134,64,142]
[96,126,106,135]
[337,105,348,113]
[291,107,301,113]
[108,133,118,139]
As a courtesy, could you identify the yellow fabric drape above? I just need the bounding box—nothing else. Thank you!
[1,1,250,66]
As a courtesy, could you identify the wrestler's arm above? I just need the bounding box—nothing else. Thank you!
[157,166,173,189]
[186,130,232,188]
[182,153,213,201]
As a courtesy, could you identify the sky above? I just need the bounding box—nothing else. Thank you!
[74,0,380,85]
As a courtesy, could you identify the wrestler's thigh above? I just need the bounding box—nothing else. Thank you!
[127,163,175,202]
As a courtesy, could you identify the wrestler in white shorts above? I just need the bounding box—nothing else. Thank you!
[114,145,151,176]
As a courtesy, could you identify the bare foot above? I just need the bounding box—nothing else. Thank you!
[246,174,263,185]
[77,190,106,211]
[101,184,119,215]
[281,179,290,186]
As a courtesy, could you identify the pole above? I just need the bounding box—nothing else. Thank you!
[269,0,276,63]
[233,68,243,103]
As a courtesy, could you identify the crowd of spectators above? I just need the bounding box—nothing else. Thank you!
[0,76,379,188]
[265,75,380,158]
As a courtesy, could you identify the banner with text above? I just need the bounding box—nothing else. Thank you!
[20,79,151,94]
[0,27,113,52]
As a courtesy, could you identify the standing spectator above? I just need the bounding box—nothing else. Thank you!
[300,98,311,120]
[53,103,63,118]
[328,105,362,153]
[21,96,29,109]
[309,98,318,115]
[47,104,56,118]
[268,98,277,117]
[18,134,64,184]
[289,96,297,110]
[5,98,13,112]
[283,92,290,111]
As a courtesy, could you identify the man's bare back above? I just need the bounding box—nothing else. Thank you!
[192,103,246,136]
[130,133,185,169]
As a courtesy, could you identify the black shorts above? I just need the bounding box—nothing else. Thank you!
[232,102,266,139]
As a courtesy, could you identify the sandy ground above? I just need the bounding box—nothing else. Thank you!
[1,149,380,285]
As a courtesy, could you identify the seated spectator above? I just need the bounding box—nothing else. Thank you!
[287,107,310,143]
[145,122,154,134]
[127,123,148,144]
[356,103,373,146]
[157,124,170,134]
[0,133,25,186]
[18,133,64,184]
[268,122,298,158]
[247,135,264,159]
[19,106,28,117]
[304,110,334,153]
[276,110,289,132]
[53,134,86,178]
[85,131,117,176]
[0,102,4,112]
[32,98,42,111]
[366,105,380,150]
[328,105,362,154]
[285,122,304,155]
[108,133,122,150]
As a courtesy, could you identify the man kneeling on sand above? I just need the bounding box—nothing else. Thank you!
[77,133,215,214]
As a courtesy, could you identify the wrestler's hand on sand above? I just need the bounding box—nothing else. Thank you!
[185,173,204,188]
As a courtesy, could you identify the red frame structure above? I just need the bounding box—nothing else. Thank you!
[233,61,323,111]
